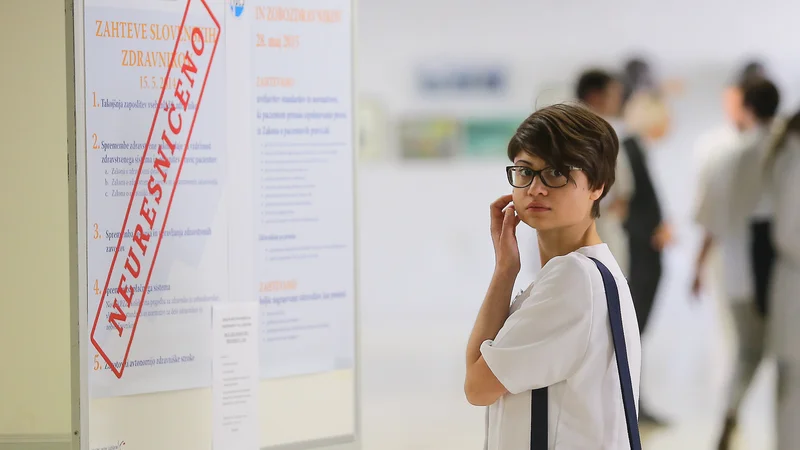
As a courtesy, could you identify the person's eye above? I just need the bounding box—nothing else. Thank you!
[545,168,563,178]
[520,168,533,177]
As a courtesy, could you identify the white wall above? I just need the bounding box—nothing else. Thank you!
[0,0,72,441]
[357,0,800,117]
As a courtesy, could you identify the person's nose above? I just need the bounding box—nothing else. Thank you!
[527,176,549,196]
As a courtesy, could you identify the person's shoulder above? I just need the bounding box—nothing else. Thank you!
[513,252,594,320]
[535,253,595,299]
[726,129,769,171]
[694,124,737,157]
[697,123,736,140]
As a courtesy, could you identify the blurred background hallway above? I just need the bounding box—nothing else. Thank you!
[352,1,799,447]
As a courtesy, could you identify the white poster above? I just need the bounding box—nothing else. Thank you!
[212,302,259,450]
[84,0,227,398]
[248,1,356,378]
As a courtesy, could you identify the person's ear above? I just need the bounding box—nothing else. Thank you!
[589,185,604,201]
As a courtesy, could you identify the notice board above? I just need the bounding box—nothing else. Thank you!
[66,0,359,449]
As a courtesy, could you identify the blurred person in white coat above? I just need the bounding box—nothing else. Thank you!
[575,69,634,275]
[692,61,769,308]
[692,75,780,450]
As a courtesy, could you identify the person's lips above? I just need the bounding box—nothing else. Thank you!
[527,202,551,212]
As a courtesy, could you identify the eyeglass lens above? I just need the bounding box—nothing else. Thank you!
[508,167,568,188]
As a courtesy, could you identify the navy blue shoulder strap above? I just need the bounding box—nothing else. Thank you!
[530,257,642,450]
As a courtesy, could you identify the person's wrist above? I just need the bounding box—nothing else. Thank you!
[493,265,519,283]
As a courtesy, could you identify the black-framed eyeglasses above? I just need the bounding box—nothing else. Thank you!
[505,165,580,189]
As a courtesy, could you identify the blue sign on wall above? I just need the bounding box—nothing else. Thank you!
[417,64,508,95]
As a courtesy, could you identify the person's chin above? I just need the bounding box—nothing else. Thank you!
[521,214,553,231]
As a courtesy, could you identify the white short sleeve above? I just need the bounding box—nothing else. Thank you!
[480,254,594,395]
[695,150,739,239]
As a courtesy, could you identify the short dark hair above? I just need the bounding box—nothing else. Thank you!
[740,77,780,122]
[622,57,656,104]
[575,69,615,102]
[736,60,766,84]
[507,103,619,218]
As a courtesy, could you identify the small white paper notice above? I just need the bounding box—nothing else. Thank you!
[213,302,259,450]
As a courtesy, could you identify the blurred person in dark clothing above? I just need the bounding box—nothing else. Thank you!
[619,59,675,426]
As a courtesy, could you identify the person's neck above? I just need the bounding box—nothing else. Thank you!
[737,121,755,134]
[737,117,772,134]
[537,220,602,267]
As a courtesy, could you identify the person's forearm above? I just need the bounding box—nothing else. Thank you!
[695,232,714,269]
[466,270,517,366]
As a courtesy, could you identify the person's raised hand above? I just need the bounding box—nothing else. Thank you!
[651,222,674,251]
[490,195,521,276]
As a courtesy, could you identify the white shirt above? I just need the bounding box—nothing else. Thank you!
[480,244,641,450]
[695,125,772,301]
[693,123,740,204]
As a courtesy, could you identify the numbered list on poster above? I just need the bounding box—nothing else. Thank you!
[84,4,227,398]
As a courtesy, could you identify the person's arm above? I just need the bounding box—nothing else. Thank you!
[465,255,593,406]
[464,270,516,406]
[464,195,520,406]
[691,232,714,295]
[691,146,736,296]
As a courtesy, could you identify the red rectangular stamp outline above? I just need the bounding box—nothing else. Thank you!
[90,0,221,379]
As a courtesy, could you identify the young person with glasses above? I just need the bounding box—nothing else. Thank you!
[464,103,642,449]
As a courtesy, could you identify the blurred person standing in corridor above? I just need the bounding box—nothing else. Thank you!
[618,59,675,426]
[724,99,800,450]
[692,75,780,450]
[691,61,768,310]
[575,69,633,276]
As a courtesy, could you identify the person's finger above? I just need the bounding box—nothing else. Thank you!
[491,196,512,233]
[491,195,514,213]
[501,206,517,237]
